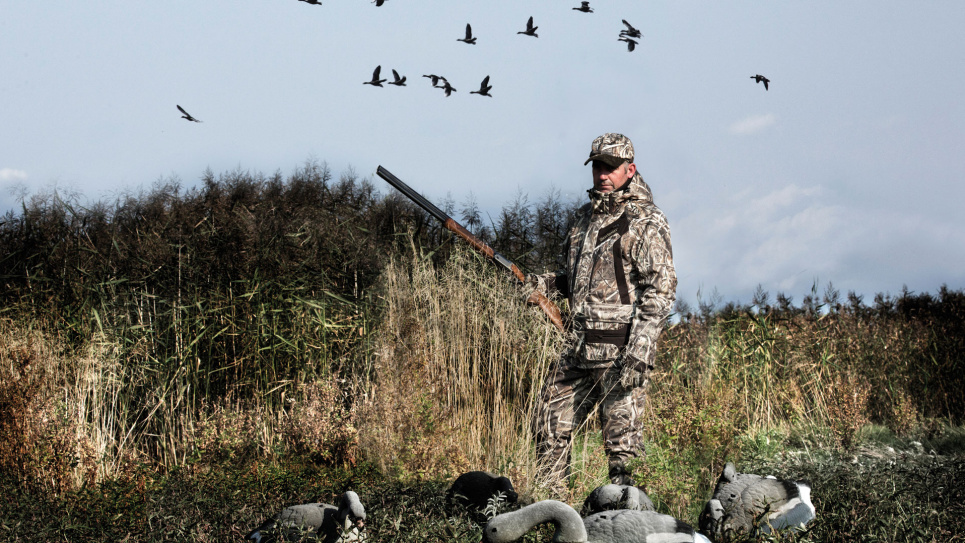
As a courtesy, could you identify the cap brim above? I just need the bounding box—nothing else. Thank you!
[584,154,629,167]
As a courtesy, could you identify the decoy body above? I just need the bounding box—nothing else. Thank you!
[177,105,201,123]
[699,463,814,539]
[470,76,493,97]
[247,491,366,543]
[618,37,637,52]
[458,23,477,44]
[364,65,387,86]
[620,19,642,39]
[581,484,655,517]
[751,74,770,90]
[446,471,517,524]
[573,1,593,13]
[388,69,407,86]
[518,16,538,37]
[422,74,447,88]
[484,500,711,543]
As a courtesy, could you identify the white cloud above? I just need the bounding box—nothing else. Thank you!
[728,114,777,136]
[0,168,28,182]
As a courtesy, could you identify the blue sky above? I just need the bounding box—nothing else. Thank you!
[3,1,964,308]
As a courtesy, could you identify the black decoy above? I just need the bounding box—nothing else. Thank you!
[422,74,447,88]
[297,0,322,5]
[618,37,637,52]
[518,16,538,37]
[364,65,387,86]
[440,80,457,97]
[751,74,770,90]
[470,75,492,97]
[620,19,642,39]
[177,105,202,123]
[388,69,406,86]
[573,1,593,13]
[458,23,477,44]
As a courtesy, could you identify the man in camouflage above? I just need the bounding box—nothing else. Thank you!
[529,133,677,491]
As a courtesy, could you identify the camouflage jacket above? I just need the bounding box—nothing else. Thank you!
[535,173,676,368]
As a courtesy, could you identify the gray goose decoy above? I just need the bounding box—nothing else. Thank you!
[446,471,518,524]
[458,23,477,44]
[247,490,366,543]
[177,105,202,123]
[517,16,538,37]
[388,69,406,86]
[698,463,814,539]
[364,65,387,86]
[618,37,637,52]
[470,76,493,97]
[483,500,711,543]
[573,1,593,13]
[620,19,642,39]
[580,484,655,517]
[751,74,770,90]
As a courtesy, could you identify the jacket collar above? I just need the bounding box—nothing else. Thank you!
[587,173,653,215]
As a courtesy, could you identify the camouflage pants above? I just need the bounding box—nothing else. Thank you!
[533,352,648,485]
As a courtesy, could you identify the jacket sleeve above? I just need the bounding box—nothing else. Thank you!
[623,210,677,369]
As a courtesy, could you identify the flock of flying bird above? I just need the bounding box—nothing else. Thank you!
[244,463,814,542]
[176,1,771,121]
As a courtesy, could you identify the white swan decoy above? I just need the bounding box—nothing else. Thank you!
[247,490,366,543]
[483,499,711,543]
[581,484,655,516]
[698,463,814,538]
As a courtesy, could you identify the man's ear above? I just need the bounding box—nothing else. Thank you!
[626,163,637,177]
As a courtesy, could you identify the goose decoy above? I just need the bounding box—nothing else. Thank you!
[580,484,654,517]
[422,74,447,88]
[177,105,202,123]
[618,37,637,52]
[247,491,366,543]
[470,76,493,97]
[297,0,322,5]
[388,69,406,86]
[573,1,593,13]
[698,463,814,539]
[457,23,477,44]
[620,19,642,39]
[483,500,711,543]
[439,80,456,97]
[751,74,770,90]
[446,471,518,524]
[517,16,538,37]
[364,65,386,86]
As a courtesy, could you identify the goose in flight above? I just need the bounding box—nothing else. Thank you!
[618,37,637,52]
[297,0,322,5]
[751,74,770,90]
[517,16,538,37]
[620,19,642,39]
[457,23,477,44]
[470,76,493,97]
[388,69,407,86]
[177,105,201,123]
[364,65,387,86]
[440,80,457,97]
[422,74,447,88]
[573,2,593,13]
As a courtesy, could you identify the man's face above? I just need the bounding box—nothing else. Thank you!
[592,160,636,193]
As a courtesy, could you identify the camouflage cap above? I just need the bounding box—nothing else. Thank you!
[584,133,634,167]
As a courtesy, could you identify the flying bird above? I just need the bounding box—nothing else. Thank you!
[297,0,322,5]
[177,105,201,123]
[388,69,407,86]
[372,0,385,5]
[751,74,770,90]
[620,19,642,39]
[422,74,447,87]
[618,37,637,52]
[470,75,493,97]
[440,80,457,97]
[364,65,387,87]
[573,1,593,13]
[518,16,538,37]
[457,23,477,44]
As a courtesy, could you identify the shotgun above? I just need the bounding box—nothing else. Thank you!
[376,165,565,332]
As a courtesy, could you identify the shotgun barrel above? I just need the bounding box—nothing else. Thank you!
[376,166,564,332]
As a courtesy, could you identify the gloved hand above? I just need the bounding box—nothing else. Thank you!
[614,350,651,390]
